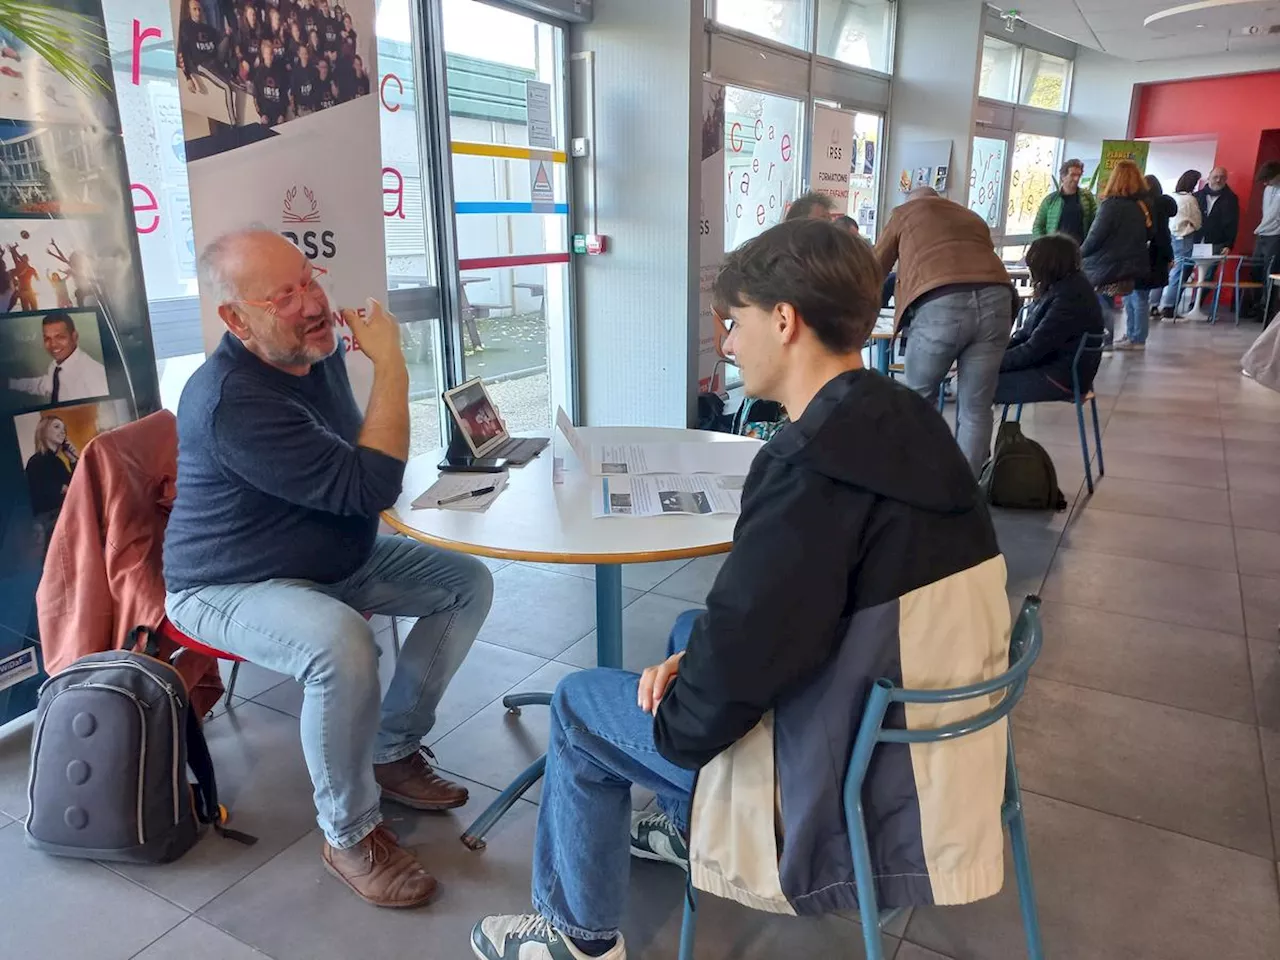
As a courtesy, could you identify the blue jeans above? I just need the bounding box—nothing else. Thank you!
[1123,290,1150,344]
[904,285,1014,476]
[1160,236,1194,310]
[533,611,699,942]
[166,535,493,848]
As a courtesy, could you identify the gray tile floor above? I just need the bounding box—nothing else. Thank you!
[2,320,1279,958]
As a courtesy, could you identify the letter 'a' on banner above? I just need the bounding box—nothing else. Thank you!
[171,0,384,406]
[0,0,160,722]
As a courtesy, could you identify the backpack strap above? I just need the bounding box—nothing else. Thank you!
[126,625,163,659]
[184,708,257,846]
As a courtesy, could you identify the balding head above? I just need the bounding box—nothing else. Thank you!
[199,228,336,374]
[908,186,939,202]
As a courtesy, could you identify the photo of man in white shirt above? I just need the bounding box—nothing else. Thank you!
[7,312,109,404]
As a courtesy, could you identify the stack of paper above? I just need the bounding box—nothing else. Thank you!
[411,472,509,511]
[594,474,745,518]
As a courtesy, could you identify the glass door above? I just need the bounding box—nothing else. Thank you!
[968,134,1010,232]
[849,110,883,241]
[441,0,571,432]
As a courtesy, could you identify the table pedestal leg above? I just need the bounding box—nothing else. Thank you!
[460,564,627,848]
[595,564,624,669]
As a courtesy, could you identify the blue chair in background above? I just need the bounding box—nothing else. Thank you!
[1001,332,1107,495]
[1208,254,1272,325]
[678,595,1047,960]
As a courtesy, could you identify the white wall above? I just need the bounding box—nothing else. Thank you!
[1065,45,1280,162]
[1144,139,1218,196]
[885,0,986,211]
[569,0,699,427]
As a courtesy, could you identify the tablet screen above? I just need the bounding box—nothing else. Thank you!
[449,381,505,452]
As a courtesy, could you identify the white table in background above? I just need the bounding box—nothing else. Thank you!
[1177,255,1224,322]
[383,425,760,848]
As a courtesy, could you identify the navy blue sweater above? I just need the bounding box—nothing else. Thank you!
[164,334,405,592]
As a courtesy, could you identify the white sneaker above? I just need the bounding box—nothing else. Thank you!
[472,914,626,960]
[1114,341,1145,351]
[629,809,689,869]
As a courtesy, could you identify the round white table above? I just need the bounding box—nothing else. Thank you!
[383,425,761,847]
[1177,255,1223,322]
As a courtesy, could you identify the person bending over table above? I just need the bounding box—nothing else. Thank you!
[163,230,492,909]
[472,219,1013,960]
[995,233,1105,406]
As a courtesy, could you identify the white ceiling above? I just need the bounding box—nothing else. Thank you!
[999,0,1280,61]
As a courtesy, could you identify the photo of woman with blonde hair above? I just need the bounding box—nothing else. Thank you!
[24,413,78,546]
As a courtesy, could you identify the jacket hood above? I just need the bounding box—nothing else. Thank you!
[765,370,977,515]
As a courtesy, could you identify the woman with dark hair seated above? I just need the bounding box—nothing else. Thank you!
[994,233,1105,404]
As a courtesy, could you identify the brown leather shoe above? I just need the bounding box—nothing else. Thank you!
[374,748,469,811]
[322,825,437,908]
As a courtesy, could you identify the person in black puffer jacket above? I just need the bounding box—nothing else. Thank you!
[1120,174,1177,351]
[1080,159,1154,349]
[995,233,1105,405]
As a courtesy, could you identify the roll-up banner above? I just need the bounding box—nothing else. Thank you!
[0,0,160,723]
[171,0,384,405]
[699,81,725,394]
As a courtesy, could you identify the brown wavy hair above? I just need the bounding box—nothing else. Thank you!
[1100,159,1147,199]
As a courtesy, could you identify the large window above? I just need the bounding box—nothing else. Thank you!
[1019,50,1070,111]
[723,87,805,249]
[978,36,1019,102]
[442,0,570,438]
[715,0,810,51]
[979,35,1072,110]
[815,0,894,73]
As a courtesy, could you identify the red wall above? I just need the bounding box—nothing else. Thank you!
[1135,70,1280,254]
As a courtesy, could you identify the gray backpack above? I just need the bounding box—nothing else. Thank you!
[26,627,254,863]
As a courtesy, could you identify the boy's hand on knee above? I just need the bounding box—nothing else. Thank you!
[638,652,684,715]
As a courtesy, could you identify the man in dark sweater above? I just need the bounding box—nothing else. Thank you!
[1195,166,1241,254]
[473,221,1011,960]
[164,230,493,909]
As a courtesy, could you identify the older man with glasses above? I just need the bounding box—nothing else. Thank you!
[163,228,493,909]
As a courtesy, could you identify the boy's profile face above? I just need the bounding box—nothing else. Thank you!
[724,299,791,401]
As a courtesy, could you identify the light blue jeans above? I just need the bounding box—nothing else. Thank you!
[1123,290,1150,344]
[1161,236,1194,310]
[166,536,493,848]
[904,285,1014,476]
[533,611,698,942]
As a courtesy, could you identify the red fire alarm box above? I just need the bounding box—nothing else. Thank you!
[586,234,607,255]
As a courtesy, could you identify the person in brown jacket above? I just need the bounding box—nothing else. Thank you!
[875,187,1015,474]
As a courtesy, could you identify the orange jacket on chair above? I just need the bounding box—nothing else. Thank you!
[36,410,224,716]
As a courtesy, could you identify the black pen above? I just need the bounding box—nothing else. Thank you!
[438,486,497,506]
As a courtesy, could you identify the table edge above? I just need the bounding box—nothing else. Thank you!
[381,510,735,565]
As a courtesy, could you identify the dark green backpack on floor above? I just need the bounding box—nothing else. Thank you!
[979,421,1068,511]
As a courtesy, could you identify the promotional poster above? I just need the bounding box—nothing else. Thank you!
[0,0,159,723]
[1091,139,1150,191]
[699,81,725,394]
[171,0,383,406]
[809,105,854,216]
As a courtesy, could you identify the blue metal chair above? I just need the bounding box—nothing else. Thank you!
[1170,255,1199,316]
[678,596,1046,960]
[1001,332,1107,494]
[1209,254,1272,325]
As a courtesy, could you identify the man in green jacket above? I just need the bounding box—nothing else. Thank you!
[1032,158,1097,244]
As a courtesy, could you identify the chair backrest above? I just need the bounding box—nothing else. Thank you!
[843,596,1043,806]
[1070,332,1108,393]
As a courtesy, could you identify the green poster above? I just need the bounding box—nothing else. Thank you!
[1091,140,1151,191]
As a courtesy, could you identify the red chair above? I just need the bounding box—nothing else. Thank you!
[158,615,401,706]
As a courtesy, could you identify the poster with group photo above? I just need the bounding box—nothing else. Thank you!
[0,0,159,724]
[174,0,384,406]
[174,0,375,160]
